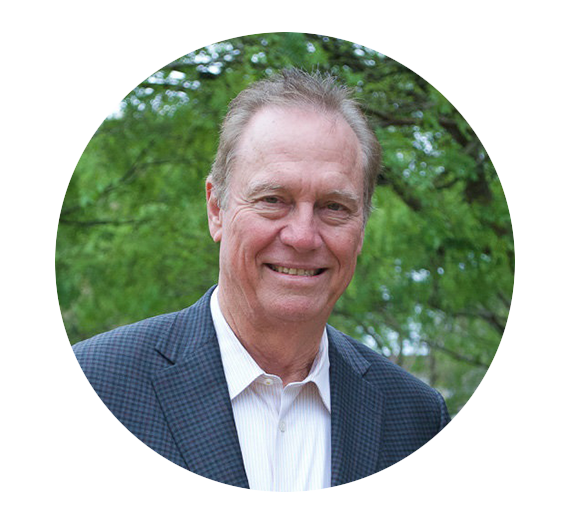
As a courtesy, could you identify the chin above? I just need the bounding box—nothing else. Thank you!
[261,295,330,324]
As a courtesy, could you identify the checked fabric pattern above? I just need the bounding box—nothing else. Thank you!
[73,286,450,488]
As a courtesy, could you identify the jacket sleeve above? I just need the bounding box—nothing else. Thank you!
[436,390,451,431]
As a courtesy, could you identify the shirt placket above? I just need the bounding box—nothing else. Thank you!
[272,382,303,491]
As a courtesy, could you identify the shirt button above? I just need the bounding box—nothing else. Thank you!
[263,378,273,386]
[279,421,286,432]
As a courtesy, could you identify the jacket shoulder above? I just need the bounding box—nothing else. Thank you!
[72,311,180,383]
[330,327,450,429]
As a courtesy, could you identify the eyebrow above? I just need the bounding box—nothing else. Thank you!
[246,181,285,198]
[325,189,360,206]
[246,182,360,206]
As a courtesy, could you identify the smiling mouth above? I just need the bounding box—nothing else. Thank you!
[267,264,325,277]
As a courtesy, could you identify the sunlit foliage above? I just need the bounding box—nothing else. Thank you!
[57,33,514,415]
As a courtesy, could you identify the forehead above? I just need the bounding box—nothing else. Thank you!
[231,105,364,190]
[237,105,362,159]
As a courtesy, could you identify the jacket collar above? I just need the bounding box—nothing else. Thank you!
[151,287,250,488]
[151,288,385,488]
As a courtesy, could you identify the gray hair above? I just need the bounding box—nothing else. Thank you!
[209,68,382,222]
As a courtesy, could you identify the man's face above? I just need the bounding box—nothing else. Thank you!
[207,106,366,327]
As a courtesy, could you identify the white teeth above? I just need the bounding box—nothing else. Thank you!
[271,265,319,276]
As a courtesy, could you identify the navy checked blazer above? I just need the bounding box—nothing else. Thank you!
[74,286,450,488]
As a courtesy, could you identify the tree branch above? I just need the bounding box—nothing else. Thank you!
[453,309,506,335]
[58,218,143,227]
[424,340,490,369]
[378,166,423,211]
[61,149,195,221]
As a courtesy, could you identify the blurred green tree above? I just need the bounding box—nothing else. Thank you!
[56,33,513,415]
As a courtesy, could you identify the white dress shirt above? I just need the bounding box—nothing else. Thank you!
[210,288,331,491]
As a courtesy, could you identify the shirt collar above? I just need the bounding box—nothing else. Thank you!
[210,287,331,412]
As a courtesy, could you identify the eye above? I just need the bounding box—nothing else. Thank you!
[320,200,355,224]
[326,202,346,211]
[254,195,288,218]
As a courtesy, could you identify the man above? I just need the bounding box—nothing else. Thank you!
[74,68,450,491]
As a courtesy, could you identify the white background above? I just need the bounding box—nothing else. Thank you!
[2,1,566,518]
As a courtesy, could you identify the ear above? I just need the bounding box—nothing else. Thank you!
[356,226,365,255]
[206,178,223,243]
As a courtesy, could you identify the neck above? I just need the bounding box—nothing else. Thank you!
[217,290,327,386]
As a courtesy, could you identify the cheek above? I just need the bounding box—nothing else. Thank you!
[223,217,279,260]
[328,229,364,265]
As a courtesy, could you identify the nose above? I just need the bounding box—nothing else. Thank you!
[279,204,323,252]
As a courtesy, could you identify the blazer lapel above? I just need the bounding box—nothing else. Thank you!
[328,327,385,487]
[150,289,249,488]
[147,290,384,489]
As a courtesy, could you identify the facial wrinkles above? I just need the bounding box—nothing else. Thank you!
[214,106,366,332]
[240,156,362,208]
[225,166,364,265]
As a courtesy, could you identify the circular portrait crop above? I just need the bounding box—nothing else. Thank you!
[56,32,514,491]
